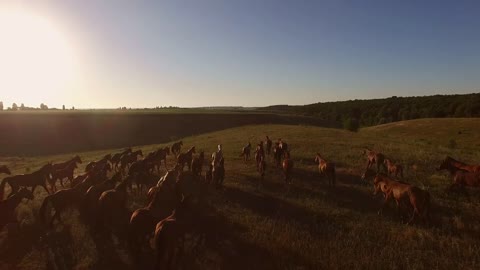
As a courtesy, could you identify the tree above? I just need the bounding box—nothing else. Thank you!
[62,105,66,110]
[12,103,18,111]
[0,101,3,111]
[343,117,360,132]
[40,103,49,110]
[20,103,25,110]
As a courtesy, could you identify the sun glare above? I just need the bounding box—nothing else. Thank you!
[0,9,78,107]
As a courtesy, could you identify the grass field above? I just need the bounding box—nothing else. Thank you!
[1,118,480,269]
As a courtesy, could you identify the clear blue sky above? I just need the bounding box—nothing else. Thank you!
[1,0,480,108]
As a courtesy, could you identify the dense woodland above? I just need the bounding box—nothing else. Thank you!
[262,93,480,130]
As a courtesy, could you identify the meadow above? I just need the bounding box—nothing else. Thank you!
[1,118,480,269]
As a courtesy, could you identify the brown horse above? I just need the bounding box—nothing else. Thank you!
[52,155,82,172]
[39,176,94,227]
[49,162,78,192]
[129,172,158,194]
[384,159,404,178]
[364,149,386,173]
[373,174,430,224]
[128,183,180,263]
[257,155,266,186]
[265,136,272,156]
[447,171,480,195]
[155,147,171,170]
[177,146,196,171]
[97,177,132,237]
[282,151,293,185]
[0,163,53,200]
[111,148,132,171]
[0,188,34,229]
[120,150,144,173]
[254,143,265,170]
[239,142,251,162]
[191,151,205,176]
[171,141,183,156]
[437,156,480,175]
[85,156,111,173]
[315,153,336,186]
[213,157,225,188]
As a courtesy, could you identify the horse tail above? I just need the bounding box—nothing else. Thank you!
[39,195,52,225]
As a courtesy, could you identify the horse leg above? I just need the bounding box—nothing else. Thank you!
[378,193,391,216]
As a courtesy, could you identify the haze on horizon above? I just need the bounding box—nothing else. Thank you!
[0,0,479,109]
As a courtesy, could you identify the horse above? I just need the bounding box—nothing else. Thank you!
[282,151,293,185]
[191,151,205,176]
[279,139,288,152]
[363,148,386,173]
[0,163,53,200]
[265,136,272,156]
[360,168,377,185]
[315,153,336,186]
[171,141,183,156]
[176,146,196,171]
[85,156,110,173]
[39,176,94,228]
[254,143,265,170]
[257,155,266,187]
[128,183,180,263]
[437,156,480,175]
[0,165,11,175]
[155,147,170,170]
[0,188,34,229]
[120,150,143,173]
[52,155,82,172]
[239,142,251,162]
[49,162,78,192]
[447,170,480,195]
[384,159,404,178]
[273,142,283,167]
[129,159,156,177]
[81,172,122,225]
[111,148,132,171]
[373,174,430,225]
[129,172,158,194]
[97,177,132,239]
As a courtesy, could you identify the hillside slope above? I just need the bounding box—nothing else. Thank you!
[1,120,480,269]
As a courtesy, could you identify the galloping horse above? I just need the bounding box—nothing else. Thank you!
[0,165,11,176]
[156,147,171,170]
[384,159,404,178]
[111,148,132,171]
[273,142,284,167]
[437,156,480,175]
[257,155,266,186]
[85,156,110,173]
[176,146,196,171]
[373,174,430,225]
[98,177,132,237]
[255,143,265,169]
[0,188,33,229]
[315,153,336,186]
[282,151,293,185]
[120,150,143,173]
[191,151,205,176]
[212,157,225,187]
[265,136,272,156]
[171,141,183,156]
[52,155,82,172]
[239,142,251,162]
[49,162,78,192]
[0,163,53,200]
[39,176,94,228]
[363,148,386,173]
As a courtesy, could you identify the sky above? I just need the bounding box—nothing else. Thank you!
[0,0,479,108]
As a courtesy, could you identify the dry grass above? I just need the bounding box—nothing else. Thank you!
[1,118,480,269]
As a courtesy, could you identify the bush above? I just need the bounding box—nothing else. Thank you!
[343,118,360,132]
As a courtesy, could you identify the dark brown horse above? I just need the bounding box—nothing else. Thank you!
[191,151,205,176]
[176,146,196,171]
[212,158,225,188]
[39,176,94,227]
[85,156,110,173]
[273,142,283,167]
[120,150,143,173]
[52,155,82,172]
[265,136,272,156]
[155,147,171,170]
[0,163,53,200]
[437,156,480,175]
[254,143,265,170]
[0,188,33,229]
[128,183,180,263]
[49,162,78,192]
[315,153,336,186]
[111,148,132,171]
[239,142,251,162]
[97,177,132,237]
[171,141,183,156]
[257,155,266,187]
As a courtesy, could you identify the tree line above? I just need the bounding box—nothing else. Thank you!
[261,93,480,131]
[0,102,73,111]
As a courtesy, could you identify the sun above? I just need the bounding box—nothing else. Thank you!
[0,9,78,107]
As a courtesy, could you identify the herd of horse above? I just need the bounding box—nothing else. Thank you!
[0,138,479,268]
